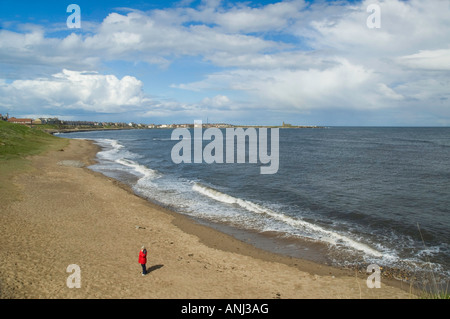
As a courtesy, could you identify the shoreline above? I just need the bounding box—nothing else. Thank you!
[85,137,421,289]
[0,138,416,298]
[46,127,141,135]
[44,124,325,135]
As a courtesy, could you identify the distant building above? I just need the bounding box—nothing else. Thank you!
[46,118,62,125]
[37,117,61,125]
[64,120,95,126]
[33,118,42,125]
[8,117,33,125]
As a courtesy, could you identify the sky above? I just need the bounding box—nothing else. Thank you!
[0,0,449,126]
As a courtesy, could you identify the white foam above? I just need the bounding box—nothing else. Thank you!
[193,183,383,257]
[95,138,123,149]
[116,158,159,180]
[90,138,160,184]
[93,139,125,161]
[90,137,383,260]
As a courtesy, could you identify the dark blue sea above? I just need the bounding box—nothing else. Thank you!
[61,127,450,284]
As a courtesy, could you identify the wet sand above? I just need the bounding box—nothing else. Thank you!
[0,138,416,298]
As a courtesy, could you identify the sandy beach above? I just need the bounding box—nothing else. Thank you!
[0,138,416,299]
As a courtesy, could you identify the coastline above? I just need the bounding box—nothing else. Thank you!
[0,138,416,298]
[38,124,324,136]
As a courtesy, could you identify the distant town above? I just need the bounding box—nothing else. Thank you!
[0,113,323,132]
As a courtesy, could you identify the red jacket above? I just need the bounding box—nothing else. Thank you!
[139,249,147,264]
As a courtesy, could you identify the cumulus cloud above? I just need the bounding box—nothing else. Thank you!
[0,69,151,113]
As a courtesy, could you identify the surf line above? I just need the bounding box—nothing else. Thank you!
[171,120,279,174]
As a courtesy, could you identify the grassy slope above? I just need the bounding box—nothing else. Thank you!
[0,121,68,203]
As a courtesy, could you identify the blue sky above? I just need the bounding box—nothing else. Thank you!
[0,0,449,126]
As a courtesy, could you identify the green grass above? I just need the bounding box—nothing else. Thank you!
[0,121,68,203]
[0,121,67,159]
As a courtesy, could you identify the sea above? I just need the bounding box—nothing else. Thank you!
[60,127,450,287]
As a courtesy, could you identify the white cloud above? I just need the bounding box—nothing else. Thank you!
[397,49,450,71]
[303,0,450,55]
[205,50,339,69]
[171,0,450,121]
[0,69,150,113]
[202,0,306,33]
[0,7,278,77]
[0,29,100,76]
[139,96,232,119]
[201,95,231,108]
[175,58,406,111]
[72,9,277,63]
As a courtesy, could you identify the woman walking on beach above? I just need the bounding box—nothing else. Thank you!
[139,246,148,276]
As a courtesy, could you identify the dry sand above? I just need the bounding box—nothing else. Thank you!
[0,138,416,299]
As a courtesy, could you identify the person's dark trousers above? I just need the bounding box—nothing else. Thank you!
[141,264,147,275]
